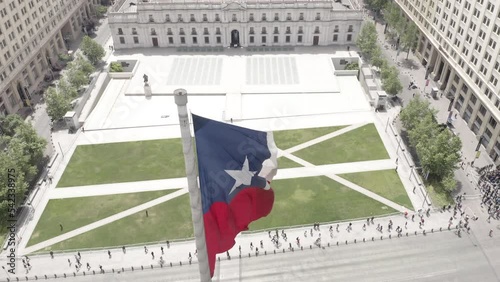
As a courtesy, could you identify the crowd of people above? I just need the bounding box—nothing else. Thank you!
[478,167,500,221]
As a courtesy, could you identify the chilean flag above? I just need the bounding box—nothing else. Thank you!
[193,114,277,277]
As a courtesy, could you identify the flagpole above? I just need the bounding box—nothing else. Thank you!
[174,89,211,282]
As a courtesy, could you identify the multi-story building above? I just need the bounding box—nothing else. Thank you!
[396,0,500,163]
[109,0,363,49]
[0,0,99,116]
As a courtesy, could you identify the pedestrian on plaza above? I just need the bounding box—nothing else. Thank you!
[99,265,103,273]
[419,222,422,228]
[404,211,408,218]
[330,225,333,232]
[144,246,148,254]
[189,252,192,259]
[371,217,374,224]
[75,264,79,272]
[151,251,155,259]
[68,259,71,267]
[87,263,90,271]
[412,214,415,221]
[250,242,253,250]
[310,229,313,236]
[59,223,63,231]
[166,241,170,248]
[413,186,416,193]
[239,245,241,253]
[362,224,366,231]
[489,229,493,237]
[336,224,340,232]
[146,210,149,217]
[108,250,111,258]
[289,243,292,250]
[367,218,370,225]
[77,252,81,260]
[304,230,307,237]
[161,246,164,254]
[50,251,54,258]
[260,240,263,248]
[268,230,271,238]
[122,246,126,253]
[405,222,407,229]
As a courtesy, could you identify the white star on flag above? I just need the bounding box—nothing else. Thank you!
[225,156,256,195]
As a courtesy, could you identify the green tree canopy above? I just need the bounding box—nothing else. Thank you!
[400,22,419,59]
[81,36,105,65]
[45,87,72,121]
[356,22,378,59]
[384,2,404,32]
[400,96,437,131]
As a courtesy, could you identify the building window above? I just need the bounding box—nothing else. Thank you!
[216,28,221,35]
[168,37,174,44]
[250,27,254,34]
[249,13,254,21]
[250,36,254,43]
[274,36,278,43]
[167,28,173,35]
[205,37,209,44]
[216,36,221,44]
[298,35,303,43]
[203,28,209,35]
[203,14,207,22]
[132,28,137,35]
[489,116,497,128]
[479,105,487,116]
[133,36,139,44]
[190,14,195,22]
[119,37,125,44]
[347,34,352,41]
[333,34,338,42]
[286,27,291,34]
[470,94,477,105]
[262,13,267,21]
[314,27,320,34]
[262,27,267,34]
[298,27,303,34]
[151,28,156,35]
[180,37,185,44]
[262,36,267,43]
[178,14,183,22]
[334,25,339,32]
[274,27,279,34]
[286,13,291,20]
[118,28,123,35]
[193,37,197,44]
[274,13,279,21]
[180,28,185,35]
[215,14,220,22]
[165,14,170,22]
[299,13,304,20]
[315,13,321,20]
[348,25,353,32]
[149,15,154,22]
[191,28,197,35]
[232,14,237,22]
[286,35,290,43]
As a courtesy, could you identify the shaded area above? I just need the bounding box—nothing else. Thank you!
[425,178,454,207]
[249,176,396,230]
[339,170,413,209]
[273,126,345,150]
[57,139,185,187]
[28,190,177,247]
[41,194,193,251]
[294,124,389,165]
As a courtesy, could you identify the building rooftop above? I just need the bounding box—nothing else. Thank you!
[115,0,359,13]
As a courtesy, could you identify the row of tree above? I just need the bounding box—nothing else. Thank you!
[400,97,462,192]
[0,115,47,227]
[46,36,105,121]
[356,22,402,95]
[383,2,419,59]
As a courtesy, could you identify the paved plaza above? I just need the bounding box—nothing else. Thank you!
[2,23,500,281]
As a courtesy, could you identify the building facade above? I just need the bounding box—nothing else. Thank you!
[109,0,363,49]
[0,0,99,116]
[396,0,500,163]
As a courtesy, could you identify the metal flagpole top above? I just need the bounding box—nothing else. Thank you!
[174,88,187,106]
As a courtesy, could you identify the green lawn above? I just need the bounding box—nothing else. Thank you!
[249,176,396,230]
[339,170,413,209]
[41,194,193,251]
[42,176,396,251]
[28,190,176,247]
[273,126,345,150]
[294,124,389,165]
[278,156,302,169]
[57,139,186,187]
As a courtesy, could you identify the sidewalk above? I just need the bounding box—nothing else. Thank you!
[3,210,469,281]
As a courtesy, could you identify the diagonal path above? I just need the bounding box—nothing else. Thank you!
[284,123,368,154]
[50,178,188,199]
[22,188,189,255]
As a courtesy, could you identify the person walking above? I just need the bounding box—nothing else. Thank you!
[108,250,111,259]
[161,246,164,254]
[489,229,493,237]
[144,246,148,254]
[151,252,155,259]
[86,263,91,271]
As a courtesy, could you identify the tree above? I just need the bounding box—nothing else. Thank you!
[400,96,437,131]
[356,22,378,59]
[345,62,359,70]
[66,68,88,90]
[58,78,79,99]
[371,47,386,69]
[441,173,457,192]
[110,62,124,72]
[45,87,71,121]
[95,5,108,18]
[400,22,419,59]
[81,36,105,65]
[384,2,403,31]
[72,54,95,76]
[366,0,389,12]
[382,72,403,95]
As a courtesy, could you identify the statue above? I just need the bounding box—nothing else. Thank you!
[143,74,148,83]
